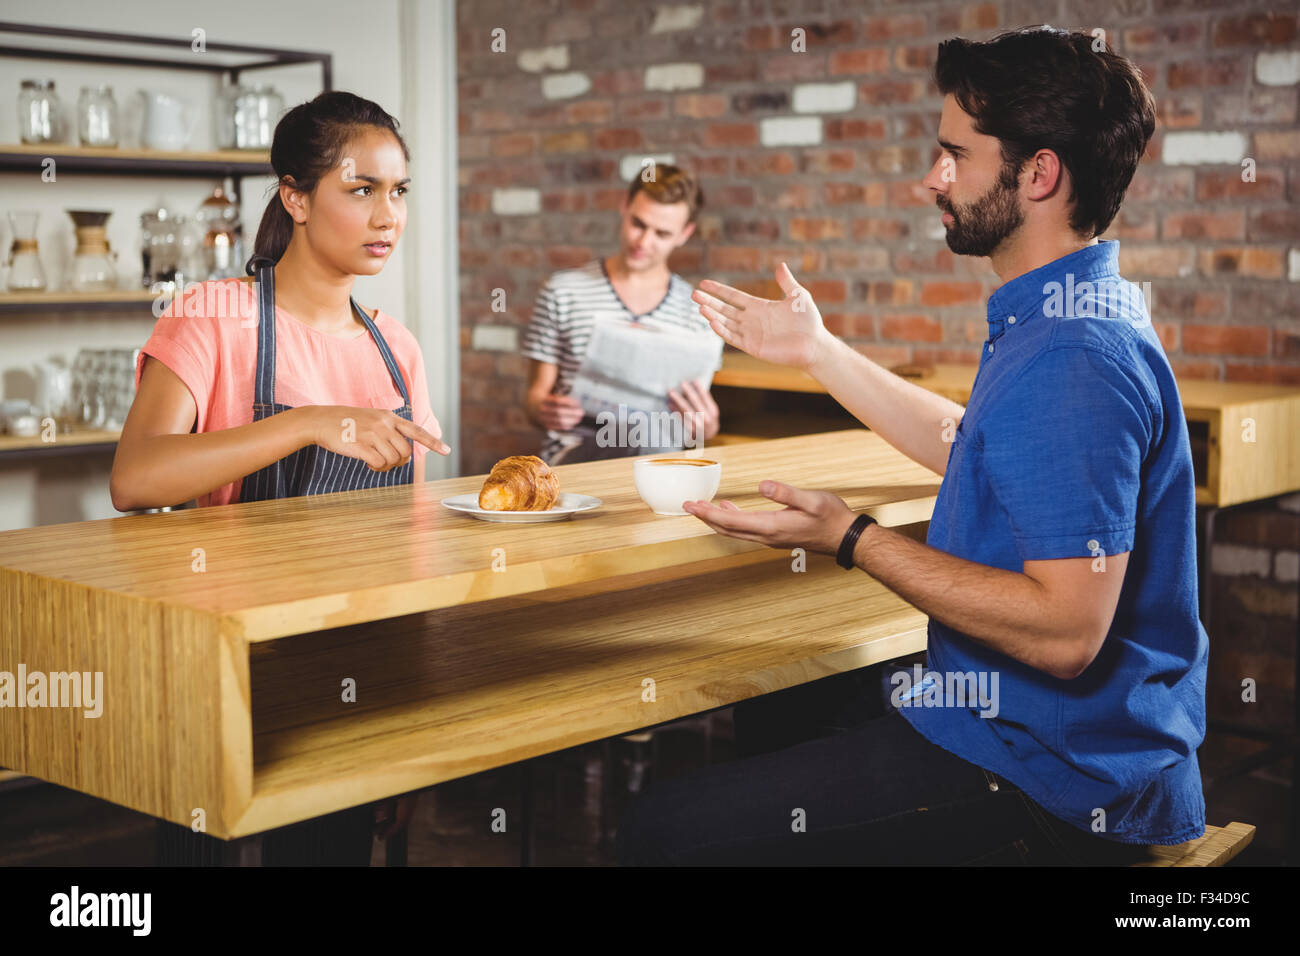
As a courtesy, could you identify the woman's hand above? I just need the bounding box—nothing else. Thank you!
[683,479,858,557]
[668,378,720,445]
[305,405,450,471]
[691,262,834,372]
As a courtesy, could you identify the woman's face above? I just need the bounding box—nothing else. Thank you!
[290,127,409,276]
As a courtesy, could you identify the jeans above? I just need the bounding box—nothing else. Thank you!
[617,665,1153,866]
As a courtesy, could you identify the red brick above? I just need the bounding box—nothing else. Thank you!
[799,149,856,174]
[1197,247,1286,279]
[822,313,873,338]
[542,191,587,213]
[1156,289,1228,319]
[1121,22,1203,51]
[1127,169,1196,203]
[594,128,642,150]
[1153,322,1179,352]
[893,45,932,72]
[858,79,927,105]
[1168,57,1248,89]
[708,246,762,272]
[762,53,828,81]
[543,130,589,153]
[589,69,642,97]
[493,132,537,157]
[704,123,758,147]
[863,280,915,305]
[888,181,933,208]
[1224,363,1300,385]
[825,117,887,140]
[773,184,814,209]
[881,314,943,343]
[961,2,999,31]
[1255,130,1300,160]
[1170,359,1223,381]
[1211,12,1297,47]
[1195,168,1286,201]
[894,248,955,273]
[1249,209,1300,240]
[667,246,703,273]
[621,97,668,121]
[745,25,781,51]
[1157,94,1203,130]
[565,100,613,125]
[851,217,910,240]
[1162,210,1246,240]
[546,246,591,269]
[789,217,846,241]
[674,94,728,119]
[1118,246,1196,278]
[803,280,847,304]
[824,182,885,205]
[921,281,984,307]
[861,14,926,42]
[827,248,891,273]
[1183,324,1271,356]
[735,152,796,176]
[1107,208,1157,241]
[829,48,890,75]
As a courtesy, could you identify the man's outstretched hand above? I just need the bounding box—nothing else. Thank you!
[691,262,833,372]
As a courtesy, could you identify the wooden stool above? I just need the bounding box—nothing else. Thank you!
[1130,822,1256,867]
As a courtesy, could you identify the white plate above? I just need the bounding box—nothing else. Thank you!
[440,492,603,523]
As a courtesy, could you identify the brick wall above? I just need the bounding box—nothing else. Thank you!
[455,1,1298,725]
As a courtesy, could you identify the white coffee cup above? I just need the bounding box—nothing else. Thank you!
[633,456,722,516]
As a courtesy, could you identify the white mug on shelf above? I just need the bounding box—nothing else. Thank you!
[138,90,197,152]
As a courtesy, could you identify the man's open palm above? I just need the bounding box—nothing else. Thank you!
[691,262,830,371]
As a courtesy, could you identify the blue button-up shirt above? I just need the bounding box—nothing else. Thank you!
[897,240,1208,845]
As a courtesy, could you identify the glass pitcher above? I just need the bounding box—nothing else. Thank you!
[7,210,47,292]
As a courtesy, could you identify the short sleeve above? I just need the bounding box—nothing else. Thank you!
[133,285,223,422]
[978,346,1152,561]
[521,277,563,364]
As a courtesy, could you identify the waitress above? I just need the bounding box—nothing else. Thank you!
[112,90,449,864]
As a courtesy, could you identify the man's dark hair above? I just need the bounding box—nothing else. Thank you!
[935,26,1156,238]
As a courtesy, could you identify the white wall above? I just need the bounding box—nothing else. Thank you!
[0,0,459,529]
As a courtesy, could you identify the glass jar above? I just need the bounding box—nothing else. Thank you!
[233,83,283,150]
[18,79,64,144]
[140,207,180,292]
[6,210,47,292]
[67,209,117,292]
[77,84,119,147]
[195,183,242,279]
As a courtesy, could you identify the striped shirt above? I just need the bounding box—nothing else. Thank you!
[521,259,722,462]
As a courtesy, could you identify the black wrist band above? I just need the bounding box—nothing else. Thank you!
[836,513,876,569]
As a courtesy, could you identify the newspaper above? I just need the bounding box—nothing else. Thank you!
[568,314,723,419]
[547,314,723,457]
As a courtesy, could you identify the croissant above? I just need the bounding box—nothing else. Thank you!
[478,455,561,511]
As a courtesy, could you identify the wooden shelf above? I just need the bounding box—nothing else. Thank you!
[242,549,930,834]
[0,142,272,177]
[0,290,159,313]
[0,428,120,458]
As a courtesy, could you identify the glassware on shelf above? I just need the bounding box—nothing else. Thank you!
[140,206,180,293]
[18,78,64,144]
[7,210,48,292]
[195,181,242,279]
[67,209,118,292]
[77,84,119,147]
[33,357,76,434]
[231,83,283,150]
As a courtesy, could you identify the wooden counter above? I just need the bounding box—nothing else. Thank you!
[0,430,938,838]
[713,351,1300,508]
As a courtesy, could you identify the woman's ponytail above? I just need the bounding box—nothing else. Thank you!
[245,90,410,274]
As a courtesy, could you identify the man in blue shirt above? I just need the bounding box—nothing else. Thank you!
[618,27,1206,865]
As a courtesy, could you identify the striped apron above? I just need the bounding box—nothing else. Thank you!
[239,258,414,501]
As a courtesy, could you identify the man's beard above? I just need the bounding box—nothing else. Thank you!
[936,162,1025,257]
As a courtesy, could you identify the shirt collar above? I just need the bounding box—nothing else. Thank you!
[985,240,1121,336]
